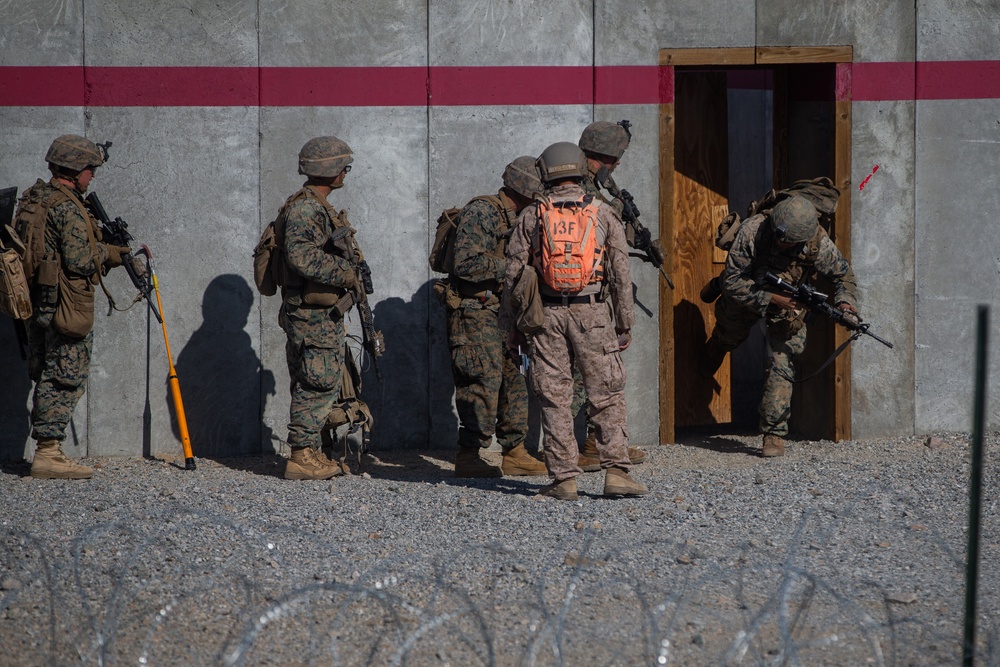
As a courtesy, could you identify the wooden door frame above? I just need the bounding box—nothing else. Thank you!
[658,46,854,445]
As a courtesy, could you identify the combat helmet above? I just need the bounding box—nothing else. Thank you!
[298,136,353,178]
[536,142,588,183]
[578,121,630,160]
[45,134,105,172]
[770,196,819,244]
[502,156,542,198]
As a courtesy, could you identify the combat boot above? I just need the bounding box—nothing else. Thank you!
[454,447,502,478]
[603,467,647,497]
[762,434,785,458]
[536,478,578,501]
[316,448,351,475]
[30,440,93,479]
[285,446,343,480]
[501,442,548,476]
[579,429,647,472]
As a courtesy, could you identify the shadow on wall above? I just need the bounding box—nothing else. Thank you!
[168,275,274,457]
[0,315,31,460]
[364,280,457,450]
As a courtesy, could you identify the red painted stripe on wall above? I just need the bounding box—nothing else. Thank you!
[917,61,1000,100]
[852,62,915,102]
[0,63,996,106]
[0,67,84,105]
[430,66,593,105]
[594,65,672,104]
[86,67,260,106]
[260,67,427,106]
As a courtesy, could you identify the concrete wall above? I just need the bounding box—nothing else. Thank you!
[913,0,1000,433]
[1,0,998,460]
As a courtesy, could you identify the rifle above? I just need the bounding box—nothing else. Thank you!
[84,192,162,323]
[595,166,674,289]
[330,226,385,382]
[763,272,893,348]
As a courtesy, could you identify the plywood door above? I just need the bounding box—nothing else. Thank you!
[673,71,732,427]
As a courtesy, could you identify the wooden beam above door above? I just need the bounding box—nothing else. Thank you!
[660,46,853,67]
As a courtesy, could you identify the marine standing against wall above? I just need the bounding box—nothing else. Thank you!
[18,135,130,479]
[700,196,859,457]
[503,142,647,500]
[277,136,365,480]
[571,120,658,469]
[446,157,548,478]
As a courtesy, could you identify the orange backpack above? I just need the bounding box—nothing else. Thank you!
[535,196,604,293]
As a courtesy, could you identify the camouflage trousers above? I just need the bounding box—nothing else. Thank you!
[447,298,527,451]
[26,319,92,442]
[281,299,346,450]
[529,301,630,480]
[710,295,807,437]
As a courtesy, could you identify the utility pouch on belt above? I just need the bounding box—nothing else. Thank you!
[302,280,344,307]
[509,265,544,334]
[53,273,95,338]
[432,279,462,310]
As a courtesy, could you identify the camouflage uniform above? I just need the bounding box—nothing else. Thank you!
[709,209,856,437]
[23,179,112,442]
[279,186,357,450]
[505,181,636,481]
[447,193,528,452]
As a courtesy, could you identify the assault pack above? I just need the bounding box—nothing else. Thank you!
[0,186,31,320]
[1,180,81,322]
[253,188,321,296]
[535,195,604,292]
[714,177,841,251]
[428,195,503,275]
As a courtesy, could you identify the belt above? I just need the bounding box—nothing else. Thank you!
[541,293,604,306]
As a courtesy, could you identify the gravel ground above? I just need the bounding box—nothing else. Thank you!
[1,430,998,666]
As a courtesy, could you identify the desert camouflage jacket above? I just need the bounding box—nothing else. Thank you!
[504,182,635,331]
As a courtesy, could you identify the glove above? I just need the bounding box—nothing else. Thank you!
[616,328,632,351]
[104,244,131,268]
[838,302,860,328]
[648,239,665,266]
[506,328,527,353]
[128,256,149,280]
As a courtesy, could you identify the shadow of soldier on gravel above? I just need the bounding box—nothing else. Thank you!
[0,313,32,471]
[168,275,277,473]
[675,424,762,456]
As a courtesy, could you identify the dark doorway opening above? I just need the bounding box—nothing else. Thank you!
[659,48,853,444]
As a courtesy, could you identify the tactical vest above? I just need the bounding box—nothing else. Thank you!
[750,219,824,288]
[14,179,104,337]
[273,186,352,292]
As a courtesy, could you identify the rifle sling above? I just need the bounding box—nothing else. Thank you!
[766,326,860,385]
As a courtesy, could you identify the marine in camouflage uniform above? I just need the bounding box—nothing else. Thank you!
[503,142,646,500]
[20,135,130,479]
[701,196,858,457]
[277,136,362,480]
[447,156,547,478]
[570,121,654,468]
